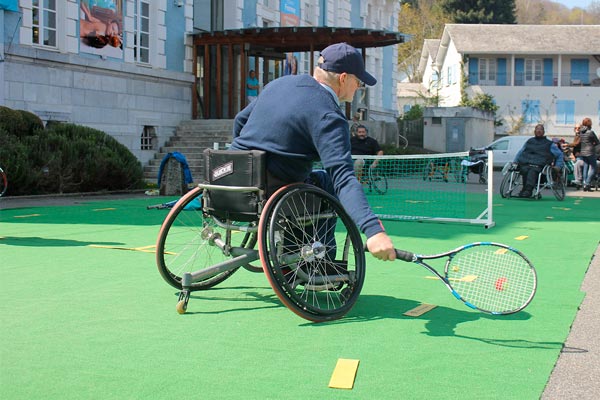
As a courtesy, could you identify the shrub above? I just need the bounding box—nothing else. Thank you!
[18,110,45,134]
[0,106,27,137]
[0,107,145,195]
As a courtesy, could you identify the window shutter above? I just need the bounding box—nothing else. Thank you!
[497,58,507,86]
[543,58,553,86]
[468,58,478,84]
[515,58,524,86]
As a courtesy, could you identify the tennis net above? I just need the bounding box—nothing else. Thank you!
[348,151,494,227]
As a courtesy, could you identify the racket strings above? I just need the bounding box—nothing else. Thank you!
[446,247,536,313]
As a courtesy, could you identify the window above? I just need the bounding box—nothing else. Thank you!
[141,126,156,150]
[521,99,540,124]
[134,1,150,63]
[555,100,575,125]
[478,58,496,85]
[524,59,542,86]
[32,0,57,47]
[432,117,442,125]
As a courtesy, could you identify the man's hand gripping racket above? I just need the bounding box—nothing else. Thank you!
[391,242,537,315]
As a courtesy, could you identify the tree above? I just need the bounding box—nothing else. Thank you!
[397,1,448,82]
[516,0,599,24]
[440,0,517,24]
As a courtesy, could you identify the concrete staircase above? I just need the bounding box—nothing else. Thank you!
[144,119,234,185]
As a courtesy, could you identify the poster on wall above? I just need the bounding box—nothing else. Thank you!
[280,0,300,27]
[0,0,19,12]
[280,0,300,74]
[79,0,123,59]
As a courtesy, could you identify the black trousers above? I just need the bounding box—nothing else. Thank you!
[519,164,543,192]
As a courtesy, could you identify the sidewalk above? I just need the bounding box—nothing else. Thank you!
[542,244,600,399]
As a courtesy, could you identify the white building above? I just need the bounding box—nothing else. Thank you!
[1,0,402,166]
[398,24,600,140]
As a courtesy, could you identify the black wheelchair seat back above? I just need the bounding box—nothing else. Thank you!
[203,149,266,222]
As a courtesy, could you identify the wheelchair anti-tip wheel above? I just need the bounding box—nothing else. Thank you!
[156,186,258,291]
[258,183,366,322]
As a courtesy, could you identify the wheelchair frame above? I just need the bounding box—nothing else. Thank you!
[155,150,366,322]
[499,163,565,201]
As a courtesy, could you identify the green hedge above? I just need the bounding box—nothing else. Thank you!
[0,108,145,196]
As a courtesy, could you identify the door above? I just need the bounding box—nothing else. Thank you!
[446,118,465,153]
[489,138,510,167]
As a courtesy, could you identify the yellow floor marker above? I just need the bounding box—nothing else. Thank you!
[515,235,529,240]
[328,359,360,389]
[403,303,437,317]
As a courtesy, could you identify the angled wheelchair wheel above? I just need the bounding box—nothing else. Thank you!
[258,183,366,322]
[156,186,257,290]
[369,168,388,194]
[422,161,435,181]
[499,172,511,198]
[500,170,521,198]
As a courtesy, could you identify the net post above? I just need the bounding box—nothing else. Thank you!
[484,150,495,228]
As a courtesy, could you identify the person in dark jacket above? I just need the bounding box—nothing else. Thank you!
[351,124,383,183]
[513,124,564,198]
[570,117,599,192]
[230,42,395,261]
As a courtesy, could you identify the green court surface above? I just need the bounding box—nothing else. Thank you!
[1,194,598,399]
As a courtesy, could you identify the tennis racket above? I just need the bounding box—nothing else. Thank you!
[393,242,537,315]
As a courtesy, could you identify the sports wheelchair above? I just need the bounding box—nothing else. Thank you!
[499,162,565,201]
[155,149,366,322]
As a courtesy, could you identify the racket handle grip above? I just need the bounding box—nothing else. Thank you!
[364,245,414,262]
[394,249,415,262]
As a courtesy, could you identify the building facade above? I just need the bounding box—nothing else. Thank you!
[399,24,600,141]
[1,0,401,166]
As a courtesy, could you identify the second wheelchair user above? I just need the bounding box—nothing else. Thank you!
[351,124,384,183]
[230,42,396,261]
[513,124,564,198]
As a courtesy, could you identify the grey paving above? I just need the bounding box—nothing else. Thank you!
[541,244,600,400]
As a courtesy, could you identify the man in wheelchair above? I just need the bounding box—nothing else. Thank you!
[351,124,383,183]
[513,124,564,198]
[230,42,396,261]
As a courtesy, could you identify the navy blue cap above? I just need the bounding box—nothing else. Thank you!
[318,43,376,86]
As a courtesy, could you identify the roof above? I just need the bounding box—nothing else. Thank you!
[418,39,441,73]
[192,26,407,53]
[443,24,600,55]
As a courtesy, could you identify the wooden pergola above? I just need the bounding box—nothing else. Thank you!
[191,27,406,119]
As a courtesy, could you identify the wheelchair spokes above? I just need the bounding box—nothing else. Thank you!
[156,187,258,292]
[259,184,366,322]
[499,163,565,201]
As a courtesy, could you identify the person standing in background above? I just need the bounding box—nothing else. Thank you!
[246,70,259,104]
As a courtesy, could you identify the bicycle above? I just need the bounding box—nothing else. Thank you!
[0,166,7,197]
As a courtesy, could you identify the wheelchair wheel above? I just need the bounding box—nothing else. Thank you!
[422,161,434,181]
[369,168,388,194]
[499,172,511,198]
[258,183,366,322]
[156,186,257,290]
[500,170,521,198]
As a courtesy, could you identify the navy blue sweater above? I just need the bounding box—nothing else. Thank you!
[231,74,383,238]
